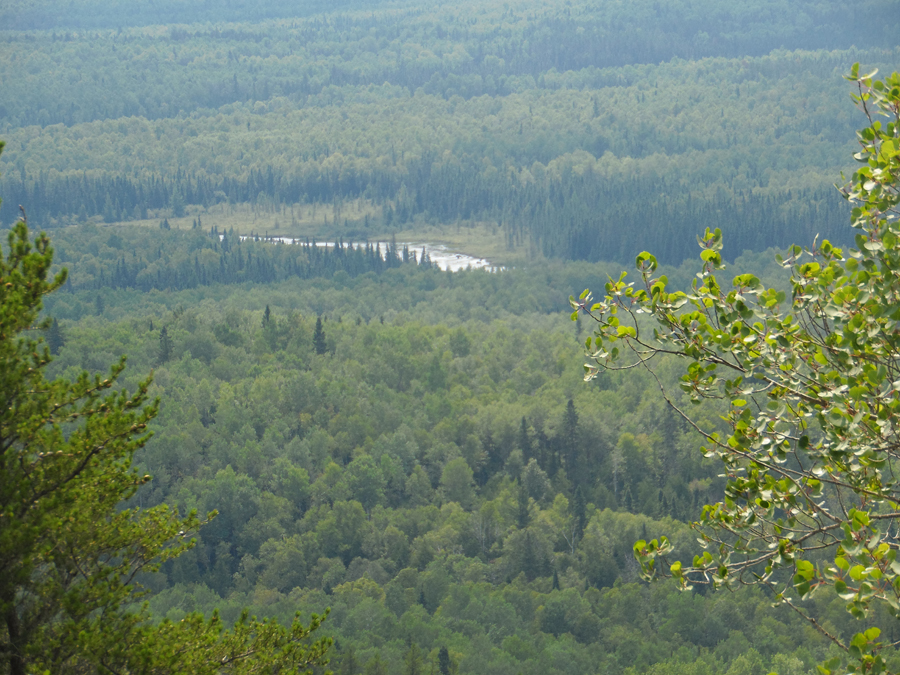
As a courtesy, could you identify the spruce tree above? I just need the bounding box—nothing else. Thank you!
[517,416,532,462]
[562,399,579,483]
[45,317,63,355]
[516,483,530,529]
[522,531,540,581]
[313,316,327,355]
[437,647,451,675]
[572,485,587,540]
[158,326,172,363]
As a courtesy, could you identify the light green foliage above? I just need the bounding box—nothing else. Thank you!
[6,130,866,675]
[89,609,332,675]
[440,457,476,509]
[0,184,330,672]
[347,455,387,512]
[574,69,900,675]
[8,0,886,670]
[33,237,838,673]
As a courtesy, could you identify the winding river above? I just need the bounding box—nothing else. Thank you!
[234,235,501,272]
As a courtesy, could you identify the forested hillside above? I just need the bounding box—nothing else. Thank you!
[34,243,884,675]
[4,0,899,672]
[2,0,898,263]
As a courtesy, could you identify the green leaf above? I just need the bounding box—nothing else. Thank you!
[849,565,867,581]
[865,627,881,641]
[635,251,658,272]
[795,560,815,581]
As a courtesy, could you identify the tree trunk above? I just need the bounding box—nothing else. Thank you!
[5,604,26,675]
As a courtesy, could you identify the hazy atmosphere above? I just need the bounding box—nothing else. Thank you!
[2,0,900,673]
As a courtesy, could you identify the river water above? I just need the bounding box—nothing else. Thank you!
[233,235,501,272]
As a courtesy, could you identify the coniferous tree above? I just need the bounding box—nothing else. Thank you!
[45,317,64,355]
[562,399,579,484]
[573,485,587,540]
[546,435,560,478]
[516,483,530,529]
[437,647,451,675]
[313,316,327,355]
[517,417,532,462]
[482,430,504,478]
[158,326,172,363]
[170,187,185,217]
[102,194,117,223]
[522,530,541,581]
[535,428,549,472]
[0,209,332,674]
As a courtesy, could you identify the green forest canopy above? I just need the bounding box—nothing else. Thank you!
[4,0,900,672]
[33,248,858,675]
[2,0,898,263]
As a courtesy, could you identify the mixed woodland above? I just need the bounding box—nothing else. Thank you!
[20,226,895,675]
[2,0,899,263]
[3,0,899,673]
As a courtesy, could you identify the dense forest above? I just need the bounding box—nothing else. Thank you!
[3,0,899,263]
[34,239,886,675]
[8,221,889,675]
[4,0,899,672]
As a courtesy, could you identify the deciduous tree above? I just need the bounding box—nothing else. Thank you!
[572,67,900,675]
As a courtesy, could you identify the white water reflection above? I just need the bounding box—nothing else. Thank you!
[401,242,498,272]
[228,234,501,272]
